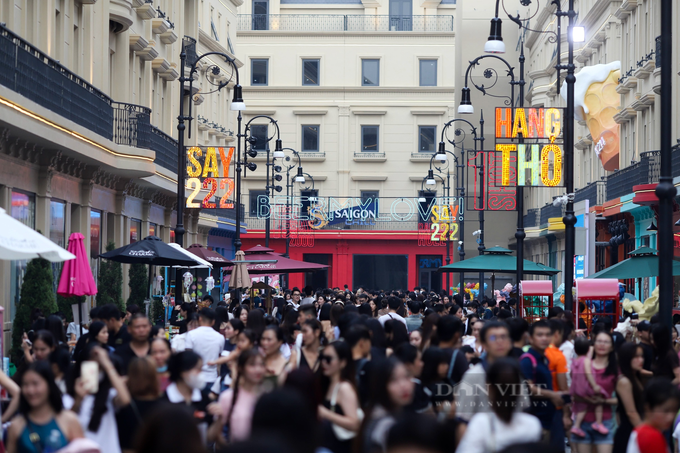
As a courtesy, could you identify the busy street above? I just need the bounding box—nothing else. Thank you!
[0,0,679,452]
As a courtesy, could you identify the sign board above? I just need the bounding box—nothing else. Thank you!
[494,107,565,188]
[184,146,235,209]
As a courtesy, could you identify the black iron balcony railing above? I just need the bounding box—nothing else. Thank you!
[149,126,178,173]
[574,180,606,208]
[238,14,454,32]
[540,203,563,226]
[524,208,539,228]
[112,102,151,149]
[0,23,113,139]
[182,36,198,68]
[606,162,644,201]
[640,150,660,183]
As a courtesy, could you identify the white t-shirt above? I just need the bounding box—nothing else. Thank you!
[378,312,407,328]
[559,340,575,387]
[67,322,88,341]
[185,326,226,383]
[456,412,542,453]
[76,389,121,453]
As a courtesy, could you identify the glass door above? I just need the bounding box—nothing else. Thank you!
[253,0,268,30]
[389,0,412,31]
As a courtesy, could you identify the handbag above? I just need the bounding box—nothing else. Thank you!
[330,383,364,441]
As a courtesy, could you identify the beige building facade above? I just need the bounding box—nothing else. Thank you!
[0,0,243,343]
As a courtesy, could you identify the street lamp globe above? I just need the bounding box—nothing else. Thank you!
[457,87,474,115]
[426,169,436,186]
[484,17,505,54]
[572,26,586,43]
[230,85,246,111]
[295,167,306,183]
[436,142,447,162]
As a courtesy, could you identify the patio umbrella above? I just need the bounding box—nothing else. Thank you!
[168,243,213,269]
[100,236,200,266]
[57,233,97,336]
[229,250,252,290]
[0,207,75,262]
[187,244,231,268]
[438,246,561,276]
[100,236,200,312]
[222,245,328,275]
[586,246,680,279]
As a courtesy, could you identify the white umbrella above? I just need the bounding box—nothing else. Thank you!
[0,207,75,262]
[167,243,213,269]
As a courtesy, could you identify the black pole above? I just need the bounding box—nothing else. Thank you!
[562,0,577,312]
[516,44,526,289]
[478,110,485,296]
[459,143,466,297]
[658,0,675,329]
[445,172,451,294]
[285,167,291,259]
[265,146,271,248]
[175,50,187,247]
[234,110,243,302]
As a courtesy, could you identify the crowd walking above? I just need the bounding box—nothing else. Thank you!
[3,286,680,453]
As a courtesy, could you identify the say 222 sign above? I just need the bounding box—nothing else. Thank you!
[428,204,460,242]
[185,147,235,209]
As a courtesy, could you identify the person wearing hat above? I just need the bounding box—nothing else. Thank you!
[636,320,654,372]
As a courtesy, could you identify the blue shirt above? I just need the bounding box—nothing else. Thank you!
[519,347,556,429]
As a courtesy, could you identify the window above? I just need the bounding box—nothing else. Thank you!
[249,190,267,216]
[361,191,379,203]
[420,59,437,86]
[302,125,319,152]
[49,200,66,248]
[149,223,157,237]
[362,59,379,86]
[130,219,141,243]
[419,126,436,152]
[303,59,319,86]
[361,126,379,153]
[90,210,101,260]
[251,59,268,86]
[250,125,268,151]
[11,190,35,228]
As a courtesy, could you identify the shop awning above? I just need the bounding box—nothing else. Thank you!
[576,279,619,300]
[439,246,560,276]
[521,280,554,296]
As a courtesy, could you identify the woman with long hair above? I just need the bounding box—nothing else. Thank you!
[87,322,113,352]
[291,319,324,372]
[67,343,131,453]
[361,356,414,453]
[318,341,361,453]
[319,304,334,343]
[651,323,680,384]
[21,330,57,364]
[235,305,249,327]
[571,331,619,453]
[384,319,408,355]
[116,357,162,453]
[420,313,439,349]
[212,348,265,445]
[246,309,266,343]
[170,302,196,335]
[45,315,67,347]
[260,325,288,391]
[612,342,645,453]
[419,347,450,413]
[6,362,83,453]
[456,359,542,453]
[164,351,220,444]
[409,329,423,351]
[150,338,172,392]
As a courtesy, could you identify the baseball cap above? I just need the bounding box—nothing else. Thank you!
[637,320,651,331]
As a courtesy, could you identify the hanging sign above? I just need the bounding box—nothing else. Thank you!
[184,146,235,210]
[494,107,565,188]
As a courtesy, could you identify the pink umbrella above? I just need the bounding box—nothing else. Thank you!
[58,233,97,335]
[222,245,328,275]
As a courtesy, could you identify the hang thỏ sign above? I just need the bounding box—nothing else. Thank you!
[184,146,235,209]
[494,107,565,188]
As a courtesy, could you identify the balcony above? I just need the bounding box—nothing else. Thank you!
[149,126,178,173]
[540,203,563,225]
[605,151,660,201]
[524,208,539,228]
[574,180,606,208]
[0,23,179,176]
[354,152,386,162]
[237,14,454,32]
[0,23,113,139]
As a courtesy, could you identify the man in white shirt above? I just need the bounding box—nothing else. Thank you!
[185,308,225,392]
[378,296,407,328]
[301,286,315,305]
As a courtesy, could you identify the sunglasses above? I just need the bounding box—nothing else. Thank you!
[321,355,335,364]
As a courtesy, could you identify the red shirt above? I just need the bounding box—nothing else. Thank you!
[627,424,669,453]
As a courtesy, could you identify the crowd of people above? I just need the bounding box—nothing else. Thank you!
[5,285,680,453]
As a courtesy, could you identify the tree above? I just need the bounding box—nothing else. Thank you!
[127,263,148,308]
[11,258,58,362]
[96,242,124,312]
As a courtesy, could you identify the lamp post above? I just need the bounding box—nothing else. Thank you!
[433,118,478,296]
[243,116,283,250]
[176,44,246,248]
[461,0,582,307]
[658,0,675,329]
[276,148,304,259]
[425,154,455,294]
